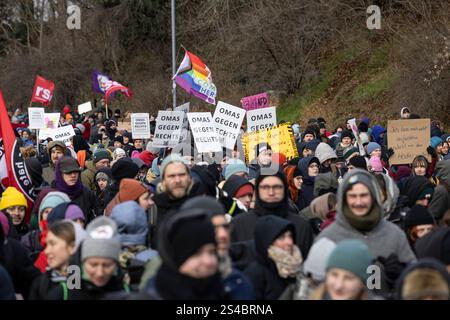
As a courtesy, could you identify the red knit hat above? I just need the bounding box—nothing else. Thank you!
[234,184,254,199]
[138,150,155,166]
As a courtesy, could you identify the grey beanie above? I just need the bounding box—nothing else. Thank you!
[303,238,337,282]
[160,154,189,180]
[81,216,121,262]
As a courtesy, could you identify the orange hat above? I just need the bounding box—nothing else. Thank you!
[65,113,73,120]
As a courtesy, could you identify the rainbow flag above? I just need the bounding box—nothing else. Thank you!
[174,50,217,105]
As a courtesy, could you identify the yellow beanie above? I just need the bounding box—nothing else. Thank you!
[0,187,28,211]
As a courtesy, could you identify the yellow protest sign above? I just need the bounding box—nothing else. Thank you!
[387,118,431,165]
[241,123,298,163]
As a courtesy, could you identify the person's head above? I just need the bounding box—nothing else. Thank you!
[122,133,130,145]
[95,169,112,191]
[133,139,143,150]
[110,201,148,247]
[438,141,449,155]
[303,238,337,282]
[415,185,434,207]
[81,216,121,287]
[412,156,429,177]
[137,191,154,210]
[58,157,82,186]
[401,107,411,119]
[181,197,229,257]
[340,170,382,221]
[0,187,28,225]
[367,142,382,158]
[224,159,249,180]
[111,158,140,182]
[222,175,254,210]
[160,154,192,199]
[340,131,354,147]
[45,221,79,272]
[319,123,326,135]
[347,156,368,172]
[325,240,373,300]
[297,156,320,180]
[400,260,450,300]
[38,191,71,223]
[115,178,149,207]
[93,149,111,170]
[21,129,29,140]
[47,141,67,165]
[158,208,218,278]
[405,205,436,243]
[113,136,124,149]
[256,173,286,204]
[303,130,316,142]
[255,143,272,166]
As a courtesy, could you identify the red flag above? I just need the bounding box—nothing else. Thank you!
[31,75,55,106]
[0,91,35,222]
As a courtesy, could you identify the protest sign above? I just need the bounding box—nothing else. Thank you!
[38,113,60,139]
[241,92,270,111]
[241,123,298,163]
[246,107,277,132]
[131,113,151,139]
[387,119,431,165]
[31,75,54,106]
[212,101,246,149]
[187,112,222,153]
[175,102,190,142]
[47,125,76,147]
[28,108,45,129]
[152,110,184,147]
[347,118,366,156]
[78,101,92,114]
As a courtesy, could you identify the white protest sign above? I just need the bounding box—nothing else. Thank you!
[187,112,222,153]
[246,107,277,132]
[48,125,76,147]
[39,113,61,139]
[78,101,92,114]
[131,113,151,139]
[28,108,45,129]
[212,101,246,149]
[175,102,190,142]
[152,110,184,147]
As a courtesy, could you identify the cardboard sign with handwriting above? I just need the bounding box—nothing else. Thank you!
[387,119,431,165]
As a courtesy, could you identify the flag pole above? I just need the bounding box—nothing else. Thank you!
[171,0,176,110]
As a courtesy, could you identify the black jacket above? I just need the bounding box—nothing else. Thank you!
[230,171,314,259]
[71,186,100,223]
[29,269,66,300]
[244,215,296,300]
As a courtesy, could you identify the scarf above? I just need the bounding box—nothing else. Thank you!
[155,263,224,300]
[218,254,233,279]
[54,160,84,200]
[255,198,290,218]
[267,245,302,279]
[342,203,382,233]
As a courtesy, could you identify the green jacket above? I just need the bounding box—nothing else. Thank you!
[81,161,97,191]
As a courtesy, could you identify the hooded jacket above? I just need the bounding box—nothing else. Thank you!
[399,176,434,208]
[428,160,450,220]
[378,173,400,218]
[296,157,320,210]
[81,161,97,192]
[230,170,314,259]
[414,227,450,265]
[395,258,450,300]
[316,169,416,264]
[244,215,296,300]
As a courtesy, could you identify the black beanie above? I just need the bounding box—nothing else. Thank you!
[180,196,226,218]
[222,175,253,199]
[169,213,216,268]
[348,156,367,171]
[25,157,43,187]
[404,205,436,229]
[340,130,354,141]
[111,158,139,181]
[114,136,124,145]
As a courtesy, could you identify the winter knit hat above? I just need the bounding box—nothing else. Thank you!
[93,149,112,164]
[47,202,85,225]
[224,159,248,180]
[305,139,321,152]
[404,205,436,229]
[367,142,381,156]
[39,191,71,216]
[64,204,86,222]
[110,201,148,247]
[104,178,148,216]
[369,156,384,172]
[146,141,161,155]
[159,208,216,268]
[326,239,373,283]
[222,175,254,198]
[0,187,28,211]
[343,147,360,160]
[75,124,85,134]
[111,158,139,181]
[303,238,336,282]
[340,130,354,141]
[113,148,126,159]
[348,156,368,171]
[113,136,124,145]
[81,216,121,262]
[160,154,189,180]
[430,136,443,150]
[180,196,226,218]
[315,143,337,164]
[95,168,112,183]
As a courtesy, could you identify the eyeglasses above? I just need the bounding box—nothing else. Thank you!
[214,223,230,230]
[259,185,284,192]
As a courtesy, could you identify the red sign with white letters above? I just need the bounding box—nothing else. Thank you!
[31,75,55,106]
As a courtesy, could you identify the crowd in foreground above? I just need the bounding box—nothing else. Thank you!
[1,105,449,300]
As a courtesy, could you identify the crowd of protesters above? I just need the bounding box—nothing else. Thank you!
[1,104,449,300]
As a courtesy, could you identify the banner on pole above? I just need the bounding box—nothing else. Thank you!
[28,108,45,129]
[78,101,93,114]
[212,101,246,150]
[241,92,269,111]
